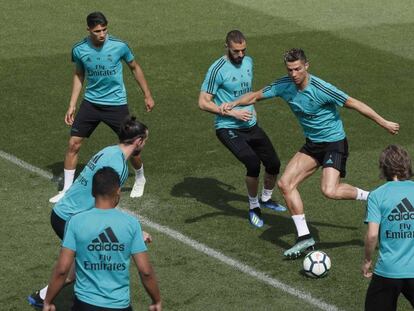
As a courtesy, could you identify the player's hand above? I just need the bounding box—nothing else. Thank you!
[361,259,372,278]
[145,96,155,112]
[65,106,76,125]
[220,102,236,115]
[143,231,152,244]
[229,109,252,121]
[42,303,56,311]
[383,120,400,135]
[148,302,162,311]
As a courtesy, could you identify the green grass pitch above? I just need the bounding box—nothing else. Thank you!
[1,1,414,310]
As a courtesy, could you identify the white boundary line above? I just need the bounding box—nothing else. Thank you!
[0,150,341,311]
[0,150,54,180]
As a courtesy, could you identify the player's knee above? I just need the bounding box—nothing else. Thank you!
[244,156,261,177]
[68,139,82,154]
[277,178,292,194]
[321,185,338,199]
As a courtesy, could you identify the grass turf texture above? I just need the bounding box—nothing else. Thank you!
[1,1,414,310]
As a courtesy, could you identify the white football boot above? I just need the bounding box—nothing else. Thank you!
[130,176,146,198]
[49,191,66,203]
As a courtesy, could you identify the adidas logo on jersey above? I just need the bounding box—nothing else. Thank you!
[87,227,125,251]
[387,198,414,221]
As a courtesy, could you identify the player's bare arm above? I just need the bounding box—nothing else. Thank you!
[65,67,85,125]
[220,89,264,113]
[43,248,75,310]
[198,92,252,121]
[344,97,400,135]
[362,222,379,278]
[127,60,155,112]
[133,252,162,310]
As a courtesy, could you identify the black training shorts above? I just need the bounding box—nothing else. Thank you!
[50,210,66,240]
[216,124,280,177]
[300,138,348,178]
[365,274,414,311]
[72,296,133,311]
[71,100,130,138]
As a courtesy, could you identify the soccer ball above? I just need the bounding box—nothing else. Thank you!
[303,250,331,278]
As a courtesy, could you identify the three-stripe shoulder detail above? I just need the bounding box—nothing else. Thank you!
[206,58,226,94]
[119,160,128,185]
[263,76,292,92]
[72,38,87,51]
[311,79,347,103]
[108,35,127,44]
[108,35,131,48]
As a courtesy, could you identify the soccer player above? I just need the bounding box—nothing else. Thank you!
[28,116,150,307]
[198,30,286,229]
[42,167,162,311]
[222,48,399,257]
[49,11,154,203]
[363,145,414,311]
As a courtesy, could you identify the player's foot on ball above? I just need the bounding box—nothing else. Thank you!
[49,190,66,203]
[283,235,315,259]
[249,207,264,228]
[259,198,287,212]
[130,177,146,198]
[27,290,43,308]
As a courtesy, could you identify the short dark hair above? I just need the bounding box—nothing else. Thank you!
[379,145,413,181]
[86,12,108,28]
[118,115,148,144]
[284,48,307,63]
[92,167,120,198]
[226,30,246,46]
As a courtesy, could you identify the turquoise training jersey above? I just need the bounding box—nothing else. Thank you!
[72,35,134,105]
[201,56,257,129]
[365,180,414,278]
[53,145,128,221]
[262,75,349,142]
[63,208,147,308]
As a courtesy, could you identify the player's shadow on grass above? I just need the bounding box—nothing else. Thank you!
[260,216,363,250]
[46,162,87,189]
[171,177,248,223]
[171,177,362,250]
[51,282,74,310]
